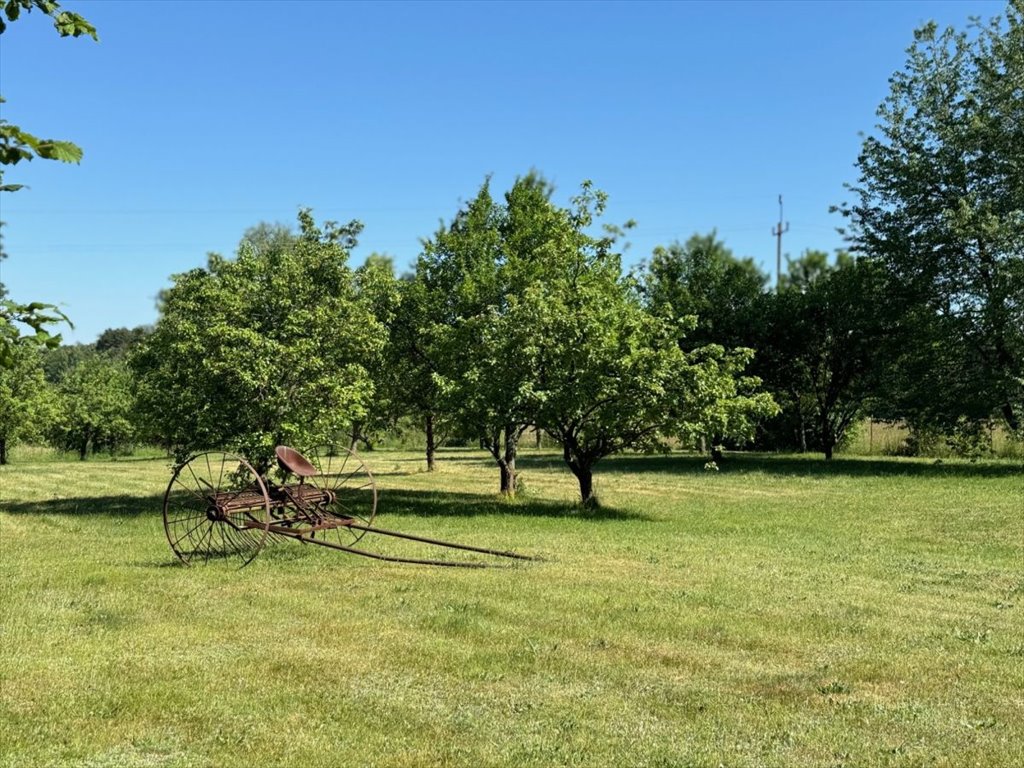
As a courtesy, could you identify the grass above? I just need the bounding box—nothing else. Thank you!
[1,448,1022,767]
[842,419,1023,459]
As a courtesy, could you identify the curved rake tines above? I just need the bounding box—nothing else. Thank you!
[305,445,378,548]
[163,452,270,567]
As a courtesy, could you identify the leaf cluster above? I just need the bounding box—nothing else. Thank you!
[0,0,97,37]
[0,343,55,459]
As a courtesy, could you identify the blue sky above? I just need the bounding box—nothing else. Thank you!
[0,0,1007,343]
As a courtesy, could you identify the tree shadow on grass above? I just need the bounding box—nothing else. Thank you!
[0,493,165,518]
[564,451,1023,480]
[379,488,646,522]
[1,486,647,522]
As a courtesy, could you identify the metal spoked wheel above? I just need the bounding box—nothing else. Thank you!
[306,445,377,547]
[162,451,270,567]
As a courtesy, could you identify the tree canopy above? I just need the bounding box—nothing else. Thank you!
[49,351,134,460]
[643,231,767,351]
[131,210,383,470]
[836,1,1024,434]
[418,175,574,493]
[752,256,889,458]
[0,343,53,463]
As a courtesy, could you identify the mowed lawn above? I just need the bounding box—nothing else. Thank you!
[1,449,1021,767]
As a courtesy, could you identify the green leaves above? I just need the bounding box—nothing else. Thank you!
[34,139,83,163]
[132,211,383,467]
[0,2,95,360]
[836,2,1024,434]
[0,119,84,168]
[0,342,55,461]
[0,1,98,39]
[49,351,134,458]
[419,173,776,502]
[0,299,71,367]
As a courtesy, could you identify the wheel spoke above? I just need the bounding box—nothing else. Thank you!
[169,515,212,551]
[309,446,375,547]
[172,475,209,505]
[163,452,270,567]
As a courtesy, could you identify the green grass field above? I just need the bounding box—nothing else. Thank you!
[2,449,1022,767]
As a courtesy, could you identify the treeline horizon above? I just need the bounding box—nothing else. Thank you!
[2,200,1019,474]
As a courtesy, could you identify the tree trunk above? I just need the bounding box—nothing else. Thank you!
[0,438,7,466]
[798,402,808,453]
[486,426,519,496]
[499,426,518,495]
[499,460,517,495]
[350,423,373,452]
[1002,402,1019,433]
[563,439,596,506]
[822,417,835,460]
[78,439,88,461]
[566,458,596,505]
[425,413,436,472]
[574,465,595,506]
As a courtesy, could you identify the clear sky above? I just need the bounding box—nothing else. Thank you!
[0,0,1007,344]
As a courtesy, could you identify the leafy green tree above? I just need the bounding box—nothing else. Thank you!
[0,2,94,363]
[131,210,382,470]
[350,254,402,450]
[753,257,889,459]
[95,325,149,357]
[643,231,767,351]
[40,341,93,384]
[836,2,1024,433]
[0,344,55,463]
[399,277,446,470]
[49,352,134,460]
[509,189,774,503]
[642,231,770,455]
[520,273,774,504]
[418,177,536,494]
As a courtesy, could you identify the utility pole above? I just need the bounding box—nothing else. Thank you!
[772,194,789,292]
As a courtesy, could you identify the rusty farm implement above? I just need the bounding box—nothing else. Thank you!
[162,445,536,568]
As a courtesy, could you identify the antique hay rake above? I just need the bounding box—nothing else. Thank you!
[162,445,536,568]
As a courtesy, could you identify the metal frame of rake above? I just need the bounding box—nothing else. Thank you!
[162,445,537,569]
